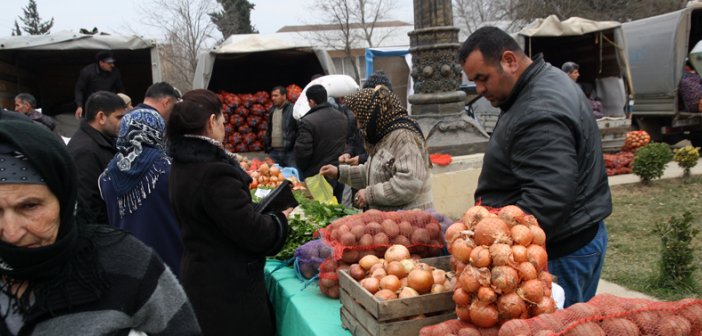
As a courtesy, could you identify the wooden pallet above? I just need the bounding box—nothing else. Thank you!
[338,256,456,336]
[598,117,631,153]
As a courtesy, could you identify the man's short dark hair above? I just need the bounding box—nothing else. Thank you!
[458,26,524,66]
[272,86,287,96]
[85,91,126,121]
[15,93,37,108]
[306,84,327,105]
[145,82,181,100]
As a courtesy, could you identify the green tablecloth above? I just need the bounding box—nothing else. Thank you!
[265,260,352,336]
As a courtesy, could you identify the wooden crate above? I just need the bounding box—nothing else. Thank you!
[338,256,456,336]
[597,117,631,153]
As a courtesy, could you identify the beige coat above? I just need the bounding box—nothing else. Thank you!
[339,128,433,211]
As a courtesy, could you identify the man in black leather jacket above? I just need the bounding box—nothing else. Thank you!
[459,27,612,308]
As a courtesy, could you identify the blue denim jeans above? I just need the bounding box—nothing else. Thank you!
[268,149,296,168]
[547,220,608,308]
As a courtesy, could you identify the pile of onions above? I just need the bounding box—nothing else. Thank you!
[446,205,556,328]
[350,244,456,301]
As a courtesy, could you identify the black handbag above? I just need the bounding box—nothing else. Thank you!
[254,179,299,213]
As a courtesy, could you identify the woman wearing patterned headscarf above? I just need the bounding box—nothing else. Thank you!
[99,109,182,275]
[0,120,200,335]
[320,85,433,210]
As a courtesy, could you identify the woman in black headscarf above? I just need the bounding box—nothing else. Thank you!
[320,85,433,210]
[0,121,200,335]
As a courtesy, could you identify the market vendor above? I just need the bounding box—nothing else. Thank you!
[319,85,433,211]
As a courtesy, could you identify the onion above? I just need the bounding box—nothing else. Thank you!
[516,279,545,304]
[340,232,357,246]
[490,266,520,294]
[463,205,490,229]
[474,217,512,246]
[563,322,605,336]
[408,269,434,294]
[512,245,528,263]
[517,262,538,281]
[431,283,445,293]
[496,292,528,320]
[458,266,482,294]
[400,258,416,273]
[489,243,516,267]
[600,318,640,336]
[380,275,402,293]
[365,221,383,235]
[411,228,431,244]
[526,244,548,271]
[432,269,447,285]
[656,315,692,336]
[520,214,539,227]
[538,271,553,288]
[564,303,599,324]
[392,235,411,246]
[373,232,390,246]
[451,238,474,264]
[359,233,374,247]
[358,255,380,270]
[477,286,497,303]
[451,255,467,275]
[374,288,397,301]
[529,225,546,246]
[381,219,400,238]
[361,277,380,294]
[456,305,472,322]
[458,325,481,336]
[498,205,525,227]
[498,319,532,336]
[530,295,557,316]
[341,249,360,264]
[399,221,414,238]
[349,264,366,281]
[399,286,419,299]
[445,222,468,244]
[469,300,499,328]
[469,245,492,268]
[511,225,533,246]
[384,244,411,262]
[386,261,407,279]
[425,222,442,240]
[631,310,659,335]
[453,288,471,306]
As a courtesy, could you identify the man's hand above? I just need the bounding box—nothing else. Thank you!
[75,106,83,119]
[339,153,360,166]
[354,189,368,208]
[319,165,339,180]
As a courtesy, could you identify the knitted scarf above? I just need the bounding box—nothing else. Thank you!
[0,121,107,320]
[105,108,169,217]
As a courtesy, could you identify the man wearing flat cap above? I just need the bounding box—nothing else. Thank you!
[74,50,126,119]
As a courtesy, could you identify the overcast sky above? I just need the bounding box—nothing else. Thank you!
[1,0,414,39]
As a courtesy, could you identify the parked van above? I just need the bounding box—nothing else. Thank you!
[622,4,702,141]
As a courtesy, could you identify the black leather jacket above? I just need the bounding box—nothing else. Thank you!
[474,55,612,259]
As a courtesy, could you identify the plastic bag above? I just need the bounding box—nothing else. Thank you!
[305,174,338,205]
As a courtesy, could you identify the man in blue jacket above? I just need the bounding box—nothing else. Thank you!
[459,26,612,307]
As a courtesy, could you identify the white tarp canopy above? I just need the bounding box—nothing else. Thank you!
[0,30,157,51]
[519,15,621,37]
[213,34,299,54]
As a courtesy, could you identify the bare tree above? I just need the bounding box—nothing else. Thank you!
[306,0,399,82]
[453,0,510,35]
[139,0,221,91]
[507,0,687,25]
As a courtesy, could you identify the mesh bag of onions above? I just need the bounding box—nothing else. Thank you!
[420,294,702,336]
[446,204,556,329]
[319,209,445,265]
[318,257,347,299]
[293,239,332,281]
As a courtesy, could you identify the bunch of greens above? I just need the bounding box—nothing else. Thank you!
[273,195,358,260]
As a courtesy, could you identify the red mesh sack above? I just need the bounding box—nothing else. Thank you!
[604,151,635,176]
[420,319,498,336]
[319,209,445,265]
[622,130,651,152]
[253,90,270,104]
[318,257,344,298]
[239,93,255,108]
[286,84,302,103]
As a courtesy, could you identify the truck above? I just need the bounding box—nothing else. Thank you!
[622,4,702,142]
[0,31,161,137]
[516,15,634,152]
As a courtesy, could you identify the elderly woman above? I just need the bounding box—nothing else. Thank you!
[320,85,433,210]
[99,109,182,275]
[0,121,200,335]
[167,89,290,335]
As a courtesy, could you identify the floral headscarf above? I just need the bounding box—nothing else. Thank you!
[345,85,423,146]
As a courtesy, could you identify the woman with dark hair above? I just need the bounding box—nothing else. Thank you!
[320,85,433,211]
[0,121,200,335]
[167,89,290,335]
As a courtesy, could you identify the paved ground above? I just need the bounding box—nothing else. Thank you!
[595,158,702,300]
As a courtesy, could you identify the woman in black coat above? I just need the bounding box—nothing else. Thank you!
[167,89,290,335]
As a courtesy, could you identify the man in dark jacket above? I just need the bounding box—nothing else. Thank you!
[14,93,57,131]
[459,27,612,308]
[294,85,347,201]
[264,86,297,167]
[74,51,126,119]
[67,91,126,226]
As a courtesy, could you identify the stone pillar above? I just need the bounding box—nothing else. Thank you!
[408,0,488,155]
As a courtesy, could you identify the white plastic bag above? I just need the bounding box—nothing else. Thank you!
[292,75,359,120]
